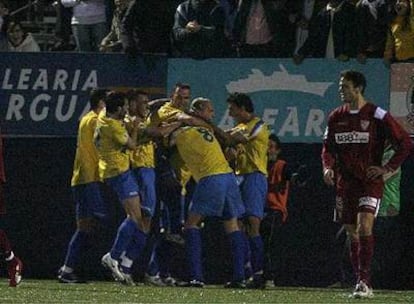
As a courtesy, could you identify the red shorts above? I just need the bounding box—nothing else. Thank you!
[336,178,383,225]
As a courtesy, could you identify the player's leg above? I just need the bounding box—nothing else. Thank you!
[240,172,267,289]
[183,212,204,287]
[353,210,376,298]
[59,183,106,283]
[0,228,23,287]
[0,184,23,287]
[102,171,147,284]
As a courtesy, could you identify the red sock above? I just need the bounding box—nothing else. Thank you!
[359,235,374,286]
[0,229,12,255]
[349,240,359,282]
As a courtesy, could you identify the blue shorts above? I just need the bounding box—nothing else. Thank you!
[239,172,267,219]
[72,182,107,221]
[105,170,139,203]
[190,173,245,220]
[133,167,156,217]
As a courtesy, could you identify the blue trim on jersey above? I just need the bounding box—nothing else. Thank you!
[132,167,156,217]
[105,170,139,203]
[190,173,245,219]
[239,172,267,218]
[72,182,107,220]
[249,119,265,137]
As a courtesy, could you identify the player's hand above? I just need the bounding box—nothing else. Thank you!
[366,166,388,180]
[323,168,335,186]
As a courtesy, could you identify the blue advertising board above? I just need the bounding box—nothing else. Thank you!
[0,52,167,137]
[168,58,389,143]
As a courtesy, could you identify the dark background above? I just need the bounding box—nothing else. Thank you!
[2,138,413,288]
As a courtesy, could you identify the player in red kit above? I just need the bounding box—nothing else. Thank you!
[0,128,23,287]
[322,70,412,298]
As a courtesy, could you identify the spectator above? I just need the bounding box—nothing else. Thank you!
[290,0,329,55]
[0,0,9,51]
[100,0,130,52]
[61,0,107,52]
[233,0,295,58]
[261,134,309,287]
[355,0,392,64]
[219,0,239,44]
[5,20,40,52]
[51,0,75,51]
[294,0,357,64]
[121,0,181,56]
[384,0,414,64]
[172,0,230,58]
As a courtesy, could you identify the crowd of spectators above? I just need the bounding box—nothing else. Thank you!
[0,0,413,62]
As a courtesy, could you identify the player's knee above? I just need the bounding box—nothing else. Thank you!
[358,221,373,236]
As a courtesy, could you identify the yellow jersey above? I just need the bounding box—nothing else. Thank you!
[148,101,183,127]
[95,112,130,179]
[148,100,191,186]
[233,117,269,175]
[71,110,100,186]
[174,126,232,182]
[125,115,155,169]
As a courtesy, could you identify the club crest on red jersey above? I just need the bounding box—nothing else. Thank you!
[360,120,370,131]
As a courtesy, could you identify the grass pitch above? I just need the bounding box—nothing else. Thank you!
[0,279,413,303]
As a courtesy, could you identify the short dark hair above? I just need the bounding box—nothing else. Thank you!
[105,91,127,114]
[175,82,191,91]
[340,70,366,94]
[269,134,281,147]
[226,93,254,113]
[126,89,148,103]
[89,88,109,110]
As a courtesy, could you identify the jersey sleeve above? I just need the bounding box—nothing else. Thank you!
[321,113,337,170]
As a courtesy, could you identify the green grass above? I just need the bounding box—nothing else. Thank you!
[0,280,413,303]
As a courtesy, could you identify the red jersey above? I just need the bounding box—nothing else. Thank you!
[322,102,412,182]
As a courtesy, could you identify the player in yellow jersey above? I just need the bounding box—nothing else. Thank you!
[171,98,247,288]
[58,89,107,284]
[97,91,180,285]
[125,89,182,286]
[213,93,270,288]
[94,91,145,285]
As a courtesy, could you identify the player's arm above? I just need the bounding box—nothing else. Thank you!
[175,112,211,128]
[367,110,412,180]
[143,121,183,139]
[321,120,336,186]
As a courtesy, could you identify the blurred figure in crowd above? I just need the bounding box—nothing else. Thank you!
[121,0,181,56]
[172,0,230,58]
[61,0,107,52]
[5,19,40,52]
[355,0,391,64]
[100,0,130,52]
[384,0,414,65]
[293,0,357,64]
